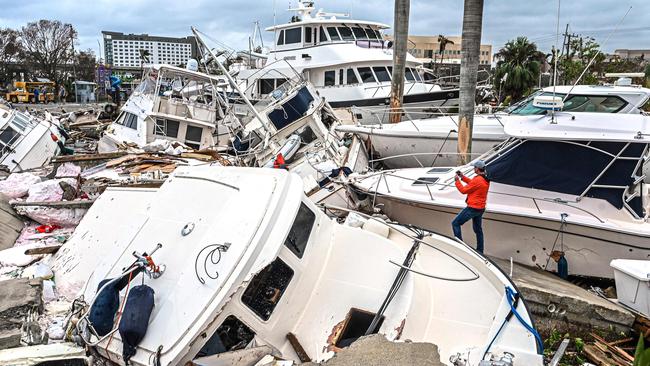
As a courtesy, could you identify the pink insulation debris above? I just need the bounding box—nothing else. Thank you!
[0,172,42,199]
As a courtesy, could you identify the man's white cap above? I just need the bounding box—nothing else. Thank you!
[472,160,486,170]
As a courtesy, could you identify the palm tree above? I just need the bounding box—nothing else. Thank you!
[493,37,543,102]
[457,0,484,165]
[389,0,410,123]
[437,34,454,74]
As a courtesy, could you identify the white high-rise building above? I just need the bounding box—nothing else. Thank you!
[102,31,197,69]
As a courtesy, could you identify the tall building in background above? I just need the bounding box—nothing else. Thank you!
[102,31,198,69]
[405,35,493,65]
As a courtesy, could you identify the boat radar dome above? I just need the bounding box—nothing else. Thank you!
[186,59,199,72]
[532,95,564,111]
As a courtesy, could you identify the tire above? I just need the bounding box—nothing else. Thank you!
[10,96,17,103]
[104,104,115,115]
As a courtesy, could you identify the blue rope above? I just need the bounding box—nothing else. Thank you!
[482,287,544,360]
[505,286,544,354]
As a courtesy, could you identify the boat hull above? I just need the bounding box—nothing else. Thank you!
[368,193,650,279]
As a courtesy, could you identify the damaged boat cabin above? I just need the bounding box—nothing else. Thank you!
[57,166,543,366]
[98,64,228,152]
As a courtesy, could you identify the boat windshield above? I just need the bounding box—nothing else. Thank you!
[507,91,629,115]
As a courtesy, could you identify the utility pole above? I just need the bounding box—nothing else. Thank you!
[389,0,410,123]
[457,0,484,165]
[69,25,78,103]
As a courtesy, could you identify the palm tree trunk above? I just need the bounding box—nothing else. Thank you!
[457,0,484,164]
[389,0,410,123]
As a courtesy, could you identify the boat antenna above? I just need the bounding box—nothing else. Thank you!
[551,0,561,123]
[561,6,632,103]
[191,27,274,135]
[273,0,278,60]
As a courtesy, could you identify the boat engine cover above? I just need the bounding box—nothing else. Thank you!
[119,285,155,363]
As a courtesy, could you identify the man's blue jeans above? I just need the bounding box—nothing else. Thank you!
[452,207,485,253]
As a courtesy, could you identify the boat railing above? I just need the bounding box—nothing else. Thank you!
[319,203,481,282]
[356,170,607,224]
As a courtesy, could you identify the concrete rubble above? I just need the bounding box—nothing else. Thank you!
[0,278,43,350]
[492,258,635,339]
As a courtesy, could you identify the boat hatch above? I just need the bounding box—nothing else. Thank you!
[268,87,314,130]
[242,257,294,321]
[332,308,384,349]
[427,167,453,174]
[412,177,439,186]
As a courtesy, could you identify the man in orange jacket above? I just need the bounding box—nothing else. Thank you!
[452,160,490,253]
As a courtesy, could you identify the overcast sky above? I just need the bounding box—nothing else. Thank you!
[1,0,648,58]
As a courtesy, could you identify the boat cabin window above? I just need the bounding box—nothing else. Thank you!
[195,315,255,357]
[304,27,312,44]
[357,67,376,83]
[241,258,294,321]
[372,67,391,82]
[154,118,180,138]
[324,71,336,86]
[352,26,368,40]
[366,26,378,40]
[327,27,340,41]
[284,202,316,259]
[259,79,275,95]
[410,68,422,82]
[185,125,203,149]
[118,112,138,130]
[319,26,328,43]
[373,28,383,39]
[337,26,354,41]
[405,68,416,81]
[413,177,440,185]
[339,69,344,85]
[346,68,359,84]
[277,30,285,46]
[0,126,19,155]
[11,113,30,131]
[641,98,650,112]
[562,95,627,113]
[284,27,302,44]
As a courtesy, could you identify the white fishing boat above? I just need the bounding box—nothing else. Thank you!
[98,64,229,153]
[0,103,65,172]
[55,166,543,366]
[348,112,650,279]
[232,0,459,124]
[338,84,650,168]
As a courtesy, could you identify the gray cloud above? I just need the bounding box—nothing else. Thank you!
[0,0,648,57]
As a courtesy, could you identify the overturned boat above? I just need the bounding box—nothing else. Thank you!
[55,166,543,366]
[348,112,650,278]
[1,103,66,172]
[338,84,650,168]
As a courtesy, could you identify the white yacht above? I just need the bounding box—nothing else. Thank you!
[98,64,229,153]
[338,84,650,168]
[0,103,65,172]
[55,166,543,366]
[348,112,650,279]
[233,0,459,124]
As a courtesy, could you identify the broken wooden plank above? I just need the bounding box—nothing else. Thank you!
[584,343,631,366]
[52,152,127,163]
[591,333,635,363]
[11,200,95,209]
[25,245,63,255]
[286,332,311,363]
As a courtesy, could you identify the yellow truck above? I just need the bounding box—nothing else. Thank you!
[5,81,55,103]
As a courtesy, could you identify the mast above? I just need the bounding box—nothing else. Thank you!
[191,27,274,135]
[457,0,484,164]
[388,0,410,124]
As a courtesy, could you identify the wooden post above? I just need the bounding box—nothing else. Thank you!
[389,0,410,123]
[457,0,484,164]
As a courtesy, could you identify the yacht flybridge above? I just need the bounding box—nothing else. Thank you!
[349,112,650,279]
[55,166,543,366]
[0,103,65,172]
[233,0,459,124]
[338,84,650,168]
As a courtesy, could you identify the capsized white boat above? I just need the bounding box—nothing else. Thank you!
[55,166,543,366]
[0,103,65,172]
[337,84,650,168]
[348,112,650,279]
